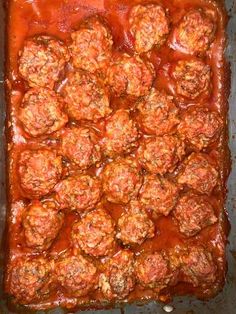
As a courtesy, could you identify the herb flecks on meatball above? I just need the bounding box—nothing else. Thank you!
[107,54,155,97]
[101,109,139,158]
[171,59,211,99]
[139,174,179,216]
[63,70,111,122]
[173,192,217,237]
[54,174,102,212]
[136,88,180,136]
[70,15,113,74]
[171,9,216,54]
[116,201,155,245]
[19,88,68,137]
[178,153,218,194]
[19,149,62,198]
[72,208,115,257]
[99,250,135,300]
[178,107,222,150]
[129,4,169,53]
[102,157,143,204]
[55,254,98,297]
[137,135,185,175]
[61,126,101,169]
[23,200,63,251]
[19,35,70,88]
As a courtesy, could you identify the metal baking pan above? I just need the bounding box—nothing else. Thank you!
[0,0,236,313]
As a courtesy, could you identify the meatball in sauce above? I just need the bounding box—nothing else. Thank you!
[137,135,185,175]
[136,88,180,136]
[54,174,102,212]
[22,200,63,251]
[101,109,139,158]
[171,9,216,54]
[60,126,101,169]
[116,200,155,246]
[129,4,169,53]
[99,250,135,300]
[102,157,143,204]
[19,88,68,137]
[19,35,70,88]
[107,53,155,97]
[70,15,113,74]
[19,149,62,198]
[71,208,115,257]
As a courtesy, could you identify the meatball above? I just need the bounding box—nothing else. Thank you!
[99,250,135,300]
[55,254,98,297]
[22,200,64,251]
[171,59,211,99]
[129,4,169,53]
[179,246,217,287]
[178,107,223,150]
[107,54,155,97]
[178,153,218,194]
[101,109,139,157]
[54,174,102,212]
[70,16,113,74]
[61,126,101,169]
[63,70,111,121]
[136,88,180,136]
[72,208,115,257]
[137,135,185,175]
[19,35,70,88]
[135,251,176,289]
[19,149,62,198]
[173,192,217,237]
[19,88,68,137]
[8,256,51,304]
[116,201,155,245]
[139,174,179,216]
[102,158,143,204]
[171,9,216,54]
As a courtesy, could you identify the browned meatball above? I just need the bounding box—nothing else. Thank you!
[8,256,51,304]
[136,88,180,136]
[61,126,101,169]
[107,54,155,97]
[63,70,111,121]
[72,208,115,257]
[54,174,102,212]
[135,251,176,289]
[19,88,68,137]
[101,109,139,157]
[19,35,70,88]
[19,149,62,198]
[116,201,155,245]
[55,254,98,297]
[139,174,179,216]
[129,4,169,53]
[173,192,217,237]
[70,16,113,74]
[22,200,64,251]
[171,9,216,54]
[99,250,135,300]
[179,246,217,287]
[137,135,185,175]
[178,107,223,150]
[178,153,218,194]
[102,158,143,204]
[171,59,211,99]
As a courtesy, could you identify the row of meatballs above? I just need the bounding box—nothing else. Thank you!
[21,153,219,254]
[17,6,216,136]
[9,244,218,304]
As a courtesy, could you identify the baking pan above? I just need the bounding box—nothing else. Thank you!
[0,0,236,313]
